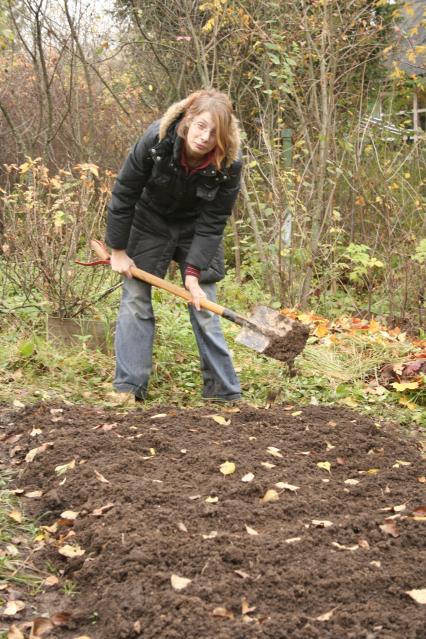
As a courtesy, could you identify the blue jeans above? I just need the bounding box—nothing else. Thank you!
[114,277,241,401]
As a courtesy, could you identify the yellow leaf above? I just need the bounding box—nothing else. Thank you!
[266,446,283,458]
[261,489,279,503]
[205,496,219,503]
[209,414,231,425]
[367,468,380,475]
[291,411,303,417]
[58,544,85,558]
[54,459,76,475]
[339,396,358,408]
[219,461,236,475]
[8,510,22,523]
[314,324,329,338]
[392,381,419,391]
[202,531,218,539]
[171,574,192,591]
[7,624,25,638]
[399,396,418,410]
[317,461,331,474]
[212,607,234,619]
[405,588,426,604]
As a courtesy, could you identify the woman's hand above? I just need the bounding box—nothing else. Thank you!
[110,249,135,278]
[185,275,207,311]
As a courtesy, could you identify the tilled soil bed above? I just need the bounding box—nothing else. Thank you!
[1,402,425,639]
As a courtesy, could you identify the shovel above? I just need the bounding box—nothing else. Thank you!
[78,240,309,367]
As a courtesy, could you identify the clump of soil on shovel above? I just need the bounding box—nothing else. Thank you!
[263,321,310,368]
[1,402,425,639]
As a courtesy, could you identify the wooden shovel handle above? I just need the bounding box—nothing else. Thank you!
[90,240,226,317]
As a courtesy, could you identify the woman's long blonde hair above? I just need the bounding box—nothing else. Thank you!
[176,89,234,169]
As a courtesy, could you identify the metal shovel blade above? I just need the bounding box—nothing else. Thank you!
[235,305,309,365]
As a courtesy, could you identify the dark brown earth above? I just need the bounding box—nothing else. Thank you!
[1,402,425,639]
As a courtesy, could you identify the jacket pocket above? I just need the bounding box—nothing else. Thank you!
[196,184,219,202]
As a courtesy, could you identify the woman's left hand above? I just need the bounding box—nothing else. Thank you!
[185,275,207,311]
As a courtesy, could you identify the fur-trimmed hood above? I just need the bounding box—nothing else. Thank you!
[158,96,241,167]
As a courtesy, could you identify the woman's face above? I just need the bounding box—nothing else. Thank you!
[185,111,217,159]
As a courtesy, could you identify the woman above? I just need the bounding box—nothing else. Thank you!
[106,89,242,404]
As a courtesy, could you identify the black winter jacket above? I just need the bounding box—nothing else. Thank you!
[106,116,242,283]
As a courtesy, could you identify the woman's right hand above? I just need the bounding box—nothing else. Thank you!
[110,249,135,278]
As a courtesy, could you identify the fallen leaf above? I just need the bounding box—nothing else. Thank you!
[325,441,335,450]
[150,413,167,419]
[133,621,142,633]
[202,531,218,539]
[8,510,22,523]
[177,522,188,532]
[291,411,302,417]
[219,461,236,475]
[245,525,259,536]
[417,476,426,483]
[275,482,299,492]
[3,600,26,616]
[61,510,79,520]
[366,468,380,475]
[405,588,426,604]
[209,415,231,426]
[30,428,43,436]
[54,460,76,475]
[241,472,254,483]
[370,560,381,568]
[44,575,59,587]
[188,494,201,500]
[379,520,399,537]
[393,460,411,468]
[317,461,331,473]
[392,381,419,391]
[266,446,283,458]
[412,506,426,517]
[58,544,85,558]
[25,442,54,463]
[6,625,25,639]
[260,462,275,469]
[380,504,406,513]
[6,544,19,556]
[344,478,359,485]
[24,490,43,498]
[284,537,301,544]
[234,570,250,579]
[50,612,71,626]
[91,502,114,517]
[13,400,25,408]
[31,617,54,636]
[311,519,333,528]
[316,609,335,621]
[205,496,219,503]
[358,538,370,550]
[171,574,192,591]
[211,607,234,620]
[261,489,279,503]
[331,541,358,551]
[94,470,109,483]
[241,597,256,615]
